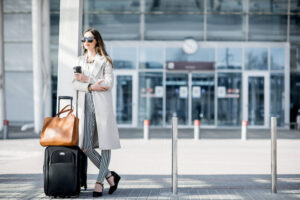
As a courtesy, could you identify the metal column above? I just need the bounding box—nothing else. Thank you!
[0,0,5,132]
[32,0,43,133]
[271,117,277,193]
[172,117,178,195]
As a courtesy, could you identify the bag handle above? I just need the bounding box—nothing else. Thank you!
[59,105,70,113]
[57,105,73,117]
[57,108,73,117]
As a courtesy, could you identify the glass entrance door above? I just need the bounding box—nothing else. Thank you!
[165,73,189,125]
[114,71,137,126]
[243,72,269,127]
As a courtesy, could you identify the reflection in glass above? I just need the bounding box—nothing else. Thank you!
[290,45,300,70]
[217,48,242,69]
[290,15,300,42]
[50,45,58,76]
[6,72,34,121]
[290,73,300,128]
[138,72,163,126]
[145,0,204,12]
[116,76,133,124]
[248,15,287,41]
[139,48,163,69]
[113,47,136,69]
[84,0,140,12]
[207,15,245,41]
[270,74,284,127]
[192,74,214,125]
[4,14,32,42]
[50,14,59,43]
[207,0,244,12]
[166,48,214,62]
[166,73,189,125]
[83,14,140,40]
[245,48,268,70]
[248,77,264,126]
[5,43,32,71]
[290,0,300,13]
[145,15,203,40]
[271,48,285,70]
[249,0,288,13]
[3,0,32,12]
[217,73,241,126]
[50,0,60,12]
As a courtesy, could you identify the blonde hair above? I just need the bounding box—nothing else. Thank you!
[82,28,113,68]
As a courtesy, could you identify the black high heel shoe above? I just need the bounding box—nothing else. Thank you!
[106,171,121,195]
[93,182,104,197]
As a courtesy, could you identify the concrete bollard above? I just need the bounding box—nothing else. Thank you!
[144,120,150,140]
[241,120,248,141]
[3,120,8,140]
[194,120,200,140]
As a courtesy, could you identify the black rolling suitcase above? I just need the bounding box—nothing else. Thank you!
[43,146,87,197]
[43,96,87,197]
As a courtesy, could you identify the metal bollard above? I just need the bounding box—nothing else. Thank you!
[194,120,200,140]
[144,120,150,140]
[3,120,8,140]
[172,117,178,195]
[271,117,277,193]
[241,120,248,141]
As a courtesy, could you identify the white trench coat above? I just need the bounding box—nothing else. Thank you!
[72,54,121,150]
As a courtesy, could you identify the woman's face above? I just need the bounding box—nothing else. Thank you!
[83,31,97,51]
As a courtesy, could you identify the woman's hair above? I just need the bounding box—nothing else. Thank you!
[82,28,113,68]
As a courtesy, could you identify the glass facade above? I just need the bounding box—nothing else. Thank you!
[48,0,294,128]
[113,47,137,69]
[217,48,242,70]
[217,73,242,126]
[207,14,245,41]
[116,75,133,124]
[245,48,268,70]
[138,72,163,126]
[166,73,189,125]
[192,74,215,125]
[109,43,288,128]
[5,0,298,128]
[248,76,265,126]
[3,0,34,122]
[139,47,163,69]
[270,73,285,126]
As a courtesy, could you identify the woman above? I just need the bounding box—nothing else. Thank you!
[72,28,121,197]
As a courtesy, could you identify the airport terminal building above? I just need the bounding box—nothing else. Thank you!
[3,0,300,129]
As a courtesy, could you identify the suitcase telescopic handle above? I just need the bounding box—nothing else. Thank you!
[58,96,73,114]
[59,96,73,100]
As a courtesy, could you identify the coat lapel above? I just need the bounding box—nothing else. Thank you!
[92,54,106,77]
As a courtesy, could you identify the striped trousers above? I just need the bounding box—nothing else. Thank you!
[82,92,111,182]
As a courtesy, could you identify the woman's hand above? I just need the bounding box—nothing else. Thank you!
[91,80,109,92]
[74,73,89,82]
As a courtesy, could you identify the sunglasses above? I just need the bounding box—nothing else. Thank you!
[81,37,94,43]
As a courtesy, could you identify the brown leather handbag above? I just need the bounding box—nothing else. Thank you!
[40,104,79,147]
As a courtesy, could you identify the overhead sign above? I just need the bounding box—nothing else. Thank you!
[166,62,214,71]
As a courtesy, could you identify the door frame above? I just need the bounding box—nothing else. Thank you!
[113,70,138,127]
[242,71,270,128]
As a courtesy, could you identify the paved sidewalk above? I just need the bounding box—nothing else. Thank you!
[0,135,300,199]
